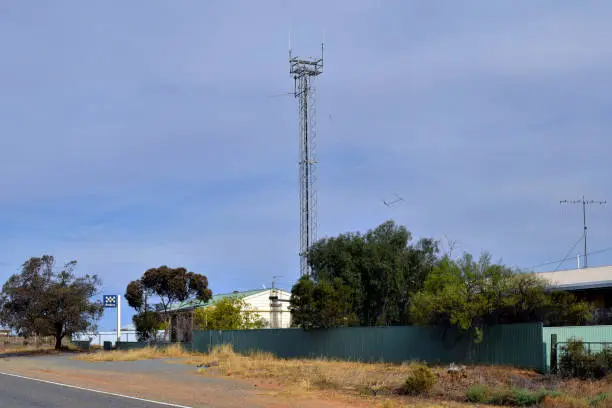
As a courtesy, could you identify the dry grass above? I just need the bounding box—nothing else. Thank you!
[184,344,416,396]
[0,345,56,356]
[186,345,611,405]
[72,344,611,406]
[0,337,67,356]
[74,344,194,362]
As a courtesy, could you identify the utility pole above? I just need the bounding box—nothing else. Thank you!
[560,196,606,268]
[290,43,324,277]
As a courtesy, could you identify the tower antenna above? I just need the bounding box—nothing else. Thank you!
[290,42,324,277]
[560,195,606,268]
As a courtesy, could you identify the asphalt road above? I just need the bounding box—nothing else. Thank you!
[0,372,192,408]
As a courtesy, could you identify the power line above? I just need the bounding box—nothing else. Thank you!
[553,233,584,272]
[560,196,606,268]
[529,246,612,270]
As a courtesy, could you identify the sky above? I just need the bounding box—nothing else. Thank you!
[1,0,611,330]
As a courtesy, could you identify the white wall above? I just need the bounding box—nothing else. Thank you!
[72,330,164,346]
[244,289,292,329]
[72,331,138,346]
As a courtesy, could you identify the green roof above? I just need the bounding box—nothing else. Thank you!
[165,289,265,313]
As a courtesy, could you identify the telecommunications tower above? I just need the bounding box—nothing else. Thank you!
[290,43,324,276]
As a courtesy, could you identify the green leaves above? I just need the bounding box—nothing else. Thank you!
[289,276,357,329]
[194,296,265,331]
[409,252,595,339]
[125,280,145,311]
[127,266,212,314]
[126,266,212,342]
[293,219,596,333]
[0,255,104,349]
[291,220,439,328]
[132,311,163,342]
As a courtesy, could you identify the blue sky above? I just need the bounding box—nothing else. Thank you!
[1,1,611,330]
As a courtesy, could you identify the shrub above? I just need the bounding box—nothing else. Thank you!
[397,363,436,396]
[559,339,612,380]
[590,393,611,407]
[466,384,487,403]
[466,385,551,406]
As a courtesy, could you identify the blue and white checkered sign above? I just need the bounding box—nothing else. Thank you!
[103,295,118,308]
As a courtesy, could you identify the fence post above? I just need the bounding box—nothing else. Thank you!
[550,334,558,374]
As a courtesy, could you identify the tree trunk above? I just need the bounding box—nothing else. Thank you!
[55,328,63,350]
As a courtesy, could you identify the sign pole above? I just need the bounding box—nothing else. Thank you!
[117,295,121,343]
[103,295,120,345]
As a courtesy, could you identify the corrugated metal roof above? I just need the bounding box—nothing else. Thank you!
[165,289,289,312]
[534,265,612,290]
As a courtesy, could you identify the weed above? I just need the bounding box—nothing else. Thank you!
[466,384,552,406]
[590,392,611,407]
[559,339,612,380]
[396,363,436,396]
[466,384,487,403]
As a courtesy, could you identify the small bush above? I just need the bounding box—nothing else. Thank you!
[466,385,550,406]
[513,387,540,406]
[466,384,487,403]
[397,363,436,396]
[479,386,517,406]
[590,393,611,407]
[559,339,612,380]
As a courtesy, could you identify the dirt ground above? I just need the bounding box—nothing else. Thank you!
[0,353,486,408]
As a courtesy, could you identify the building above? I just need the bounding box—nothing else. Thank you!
[164,288,292,342]
[535,265,612,323]
[72,325,149,346]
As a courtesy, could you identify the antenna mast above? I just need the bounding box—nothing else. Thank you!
[289,43,324,277]
[560,195,607,268]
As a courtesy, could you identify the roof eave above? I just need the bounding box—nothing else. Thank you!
[549,281,612,291]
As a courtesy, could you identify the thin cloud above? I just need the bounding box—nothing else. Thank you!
[0,1,611,330]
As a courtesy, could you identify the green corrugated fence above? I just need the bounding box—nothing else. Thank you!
[71,340,91,351]
[115,341,148,350]
[193,323,546,372]
[543,325,612,372]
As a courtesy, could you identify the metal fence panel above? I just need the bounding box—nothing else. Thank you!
[193,323,545,371]
[543,325,612,371]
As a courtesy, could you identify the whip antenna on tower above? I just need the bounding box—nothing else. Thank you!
[290,42,324,277]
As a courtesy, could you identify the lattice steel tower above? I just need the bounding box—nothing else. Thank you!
[290,43,324,276]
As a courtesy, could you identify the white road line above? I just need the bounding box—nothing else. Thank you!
[0,371,193,408]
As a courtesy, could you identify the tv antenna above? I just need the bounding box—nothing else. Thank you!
[383,193,405,207]
[560,195,606,268]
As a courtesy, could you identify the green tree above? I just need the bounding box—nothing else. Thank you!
[290,276,358,329]
[125,280,163,341]
[125,266,212,341]
[194,296,265,330]
[291,220,439,327]
[0,256,104,350]
[409,253,503,339]
[131,311,164,342]
[409,252,595,339]
[547,291,595,326]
